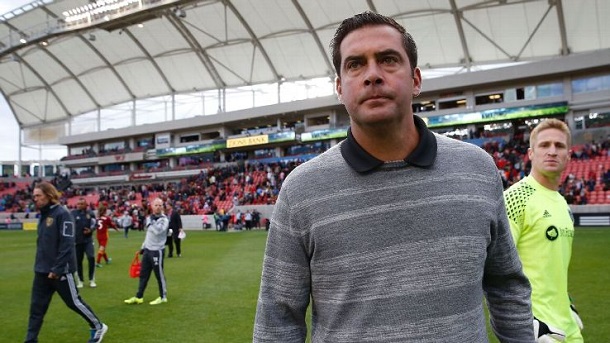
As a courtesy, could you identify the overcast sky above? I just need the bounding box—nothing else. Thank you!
[1,0,67,162]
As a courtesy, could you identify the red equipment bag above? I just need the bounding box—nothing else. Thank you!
[129,251,141,278]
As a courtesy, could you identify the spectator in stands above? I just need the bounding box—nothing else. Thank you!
[95,204,118,267]
[72,198,97,288]
[254,12,533,342]
[504,119,584,342]
[213,211,221,230]
[124,198,169,305]
[202,213,209,229]
[165,202,183,258]
[25,182,107,343]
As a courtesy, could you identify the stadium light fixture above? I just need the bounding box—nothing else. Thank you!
[173,8,186,18]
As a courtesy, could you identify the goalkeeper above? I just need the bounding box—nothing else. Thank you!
[504,119,583,342]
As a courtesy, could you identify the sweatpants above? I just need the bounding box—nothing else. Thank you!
[136,249,167,299]
[75,241,96,282]
[25,272,102,343]
[167,236,181,257]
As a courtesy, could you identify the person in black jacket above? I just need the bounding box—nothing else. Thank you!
[165,202,184,258]
[25,182,108,343]
[71,198,97,288]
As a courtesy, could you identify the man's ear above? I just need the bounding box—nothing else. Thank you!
[335,76,342,102]
[412,67,422,97]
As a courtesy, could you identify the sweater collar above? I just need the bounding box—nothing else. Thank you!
[340,115,437,173]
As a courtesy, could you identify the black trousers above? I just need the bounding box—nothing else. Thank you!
[136,249,167,299]
[75,241,95,282]
[25,272,102,343]
[166,236,181,256]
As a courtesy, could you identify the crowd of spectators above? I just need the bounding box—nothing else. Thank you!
[3,136,610,218]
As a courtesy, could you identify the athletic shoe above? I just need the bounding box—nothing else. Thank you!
[90,280,97,288]
[106,258,112,265]
[88,323,108,343]
[124,297,143,304]
[149,297,167,305]
[77,280,84,288]
[95,263,103,268]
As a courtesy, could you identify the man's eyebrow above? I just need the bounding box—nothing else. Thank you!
[374,49,402,58]
[343,49,402,66]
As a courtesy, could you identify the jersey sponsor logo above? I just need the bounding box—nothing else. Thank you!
[545,225,574,240]
[543,210,552,218]
[46,217,54,227]
[546,226,559,241]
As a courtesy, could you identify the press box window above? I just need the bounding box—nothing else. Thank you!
[413,101,436,113]
[438,98,467,110]
[475,93,503,105]
[180,134,199,143]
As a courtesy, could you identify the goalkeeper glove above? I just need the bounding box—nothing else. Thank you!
[534,317,566,343]
[570,303,584,330]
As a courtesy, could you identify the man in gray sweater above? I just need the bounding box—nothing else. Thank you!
[253,11,534,343]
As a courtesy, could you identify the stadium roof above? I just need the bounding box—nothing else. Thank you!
[1,0,609,132]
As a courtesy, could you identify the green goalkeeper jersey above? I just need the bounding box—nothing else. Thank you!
[504,175,583,342]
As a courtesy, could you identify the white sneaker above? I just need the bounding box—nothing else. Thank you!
[77,280,84,288]
[90,280,97,288]
[88,323,108,343]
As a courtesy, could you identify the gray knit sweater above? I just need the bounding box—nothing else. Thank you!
[254,128,534,342]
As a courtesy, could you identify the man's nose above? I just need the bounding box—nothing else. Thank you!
[363,64,383,86]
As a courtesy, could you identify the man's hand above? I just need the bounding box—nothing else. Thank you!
[570,303,584,330]
[534,317,566,342]
[47,272,58,279]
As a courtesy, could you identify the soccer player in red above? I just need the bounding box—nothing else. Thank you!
[95,204,118,267]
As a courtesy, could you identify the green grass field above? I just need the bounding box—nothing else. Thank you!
[1,227,608,342]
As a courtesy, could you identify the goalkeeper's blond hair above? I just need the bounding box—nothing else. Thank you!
[529,118,572,148]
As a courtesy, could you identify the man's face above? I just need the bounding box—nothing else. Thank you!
[335,25,421,128]
[32,188,49,209]
[77,200,86,210]
[528,128,570,177]
[152,199,163,215]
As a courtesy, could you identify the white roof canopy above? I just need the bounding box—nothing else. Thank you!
[1,0,609,129]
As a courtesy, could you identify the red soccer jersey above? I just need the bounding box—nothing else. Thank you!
[96,215,116,241]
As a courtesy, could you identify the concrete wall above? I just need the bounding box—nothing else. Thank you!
[181,205,274,230]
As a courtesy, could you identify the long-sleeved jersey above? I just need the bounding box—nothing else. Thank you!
[504,176,583,342]
[142,214,169,251]
[34,204,76,275]
[96,215,116,242]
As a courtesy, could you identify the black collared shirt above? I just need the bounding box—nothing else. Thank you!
[340,115,437,173]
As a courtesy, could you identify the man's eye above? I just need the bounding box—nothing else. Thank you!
[382,56,398,64]
[346,61,361,69]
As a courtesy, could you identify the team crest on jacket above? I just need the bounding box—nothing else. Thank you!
[46,217,54,227]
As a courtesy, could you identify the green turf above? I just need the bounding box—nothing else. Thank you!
[1,227,608,342]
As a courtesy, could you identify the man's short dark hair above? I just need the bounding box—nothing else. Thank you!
[330,11,418,78]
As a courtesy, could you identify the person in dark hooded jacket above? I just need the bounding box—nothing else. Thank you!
[25,181,108,343]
